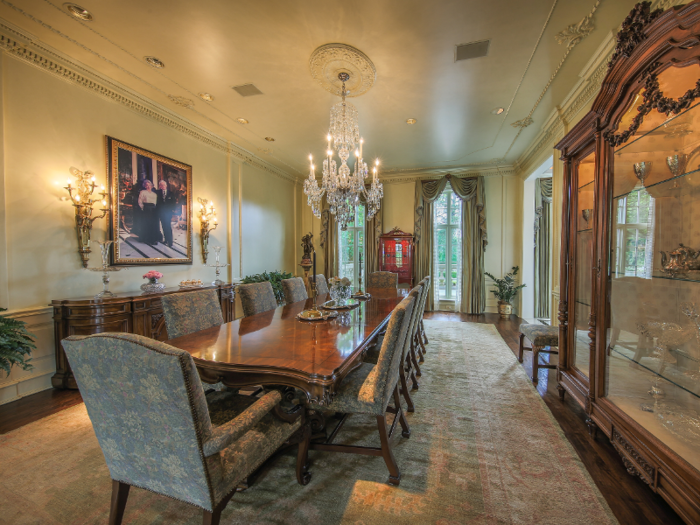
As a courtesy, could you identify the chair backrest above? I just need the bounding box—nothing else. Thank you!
[314,274,329,294]
[160,289,224,340]
[360,291,416,410]
[281,277,308,304]
[367,271,398,288]
[403,283,424,359]
[238,281,278,317]
[61,333,214,510]
[418,276,431,316]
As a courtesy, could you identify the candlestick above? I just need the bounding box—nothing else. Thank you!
[313,250,316,287]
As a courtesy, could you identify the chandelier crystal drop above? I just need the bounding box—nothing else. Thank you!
[303,72,383,231]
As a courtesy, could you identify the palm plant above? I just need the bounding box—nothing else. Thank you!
[0,308,36,376]
[242,270,293,304]
[484,266,526,304]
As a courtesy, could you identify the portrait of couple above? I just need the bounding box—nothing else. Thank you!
[107,137,193,265]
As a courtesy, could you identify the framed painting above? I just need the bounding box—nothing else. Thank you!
[106,136,192,265]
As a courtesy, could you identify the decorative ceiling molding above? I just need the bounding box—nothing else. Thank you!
[511,117,534,128]
[168,95,194,109]
[380,165,517,185]
[555,2,598,49]
[0,22,298,183]
[308,43,376,97]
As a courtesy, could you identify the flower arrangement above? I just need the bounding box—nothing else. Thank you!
[329,277,352,306]
[143,270,163,282]
[329,277,352,288]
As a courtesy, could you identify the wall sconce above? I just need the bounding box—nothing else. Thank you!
[198,197,217,263]
[64,167,109,268]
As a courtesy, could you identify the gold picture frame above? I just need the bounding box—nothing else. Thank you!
[106,136,193,265]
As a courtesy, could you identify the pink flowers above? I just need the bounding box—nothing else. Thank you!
[142,270,163,280]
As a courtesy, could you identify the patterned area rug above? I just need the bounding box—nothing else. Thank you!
[0,322,617,524]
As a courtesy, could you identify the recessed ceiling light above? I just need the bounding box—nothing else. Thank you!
[265,137,275,142]
[406,118,417,125]
[237,118,249,125]
[144,56,165,69]
[198,93,214,102]
[64,3,92,21]
[491,107,505,115]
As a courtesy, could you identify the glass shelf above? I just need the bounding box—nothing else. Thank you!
[579,180,594,190]
[613,168,700,200]
[577,228,593,233]
[610,270,700,283]
[611,346,700,399]
[576,299,591,307]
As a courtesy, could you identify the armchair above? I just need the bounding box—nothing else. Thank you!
[62,333,310,525]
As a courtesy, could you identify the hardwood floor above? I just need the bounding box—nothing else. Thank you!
[424,311,684,525]
[0,313,685,524]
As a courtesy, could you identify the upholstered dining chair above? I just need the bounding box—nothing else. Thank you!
[367,271,398,288]
[160,289,224,340]
[308,292,415,486]
[314,274,329,294]
[62,333,310,525]
[281,277,308,304]
[238,281,278,317]
[415,276,431,357]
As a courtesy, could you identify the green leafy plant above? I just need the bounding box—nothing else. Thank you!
[484,266,526,304]
[242,270,293,304]
[0,308,36,376]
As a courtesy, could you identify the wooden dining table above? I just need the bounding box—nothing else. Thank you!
[168,287,408,407]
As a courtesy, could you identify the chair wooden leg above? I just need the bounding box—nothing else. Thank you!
[376,414,401,486]
[411,343,422,377]
[392,386,411,438]
[203,509,222,525]
[420,319,428,344]
[518,333,525,363]
[415,332,425,363]
[108,480,130,525]
[532,345,540,383]
[296,424,312,486]
[399,364,415,412]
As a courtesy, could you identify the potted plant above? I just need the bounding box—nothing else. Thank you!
[0,308,36,377]
[242,270,293,304]
[485,266,526,319]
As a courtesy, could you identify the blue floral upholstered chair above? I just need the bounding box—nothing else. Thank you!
[238,282,278,317]
[308,292,415,486]
[281,277,308,304]
[416,276,431,350]
[313,274,329,295]
[367,271,398,288]
[160,289,224,340]
[62,333,310,525]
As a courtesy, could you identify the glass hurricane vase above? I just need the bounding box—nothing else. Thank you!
[330,284,352,306]
[141,277,165,294]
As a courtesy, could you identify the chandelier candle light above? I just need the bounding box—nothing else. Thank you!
[304,72,383,231]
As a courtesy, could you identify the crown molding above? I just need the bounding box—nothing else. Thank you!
[0,20,298,184]
[514,30,615,178]
[380,165,517,185]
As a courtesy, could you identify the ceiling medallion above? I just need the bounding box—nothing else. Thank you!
[168,95,194,109]
[304,72,383,231]
[309,43,376,98]
[198,93,214,102]
[144,56,165,68]
[64,3,92,21]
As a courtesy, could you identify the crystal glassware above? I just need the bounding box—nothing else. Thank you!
[329,283,352,306]
[633,161,652,186]
[206,246,230,286]
[666,154,689,179]
[87,240,123,299]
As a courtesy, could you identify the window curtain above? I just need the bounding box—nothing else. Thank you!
[534,177,552,318]
[414,175,487,313]
[320,196,336,278]
[361,189,383,274]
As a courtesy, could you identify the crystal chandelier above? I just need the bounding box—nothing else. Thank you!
[304,72,383,231]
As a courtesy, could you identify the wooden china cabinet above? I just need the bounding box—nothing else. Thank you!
[556,3,700,521]
[378,227,414,286]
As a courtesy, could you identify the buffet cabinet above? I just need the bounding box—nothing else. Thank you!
[379,227,414,286]
[555,3,700,522]
[51,284,235,389]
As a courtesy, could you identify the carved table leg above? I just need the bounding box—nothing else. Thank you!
[586,417,598,439]
[557,384,566,400]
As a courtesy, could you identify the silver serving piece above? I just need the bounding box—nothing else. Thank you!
[666,154,689,178]
[633,161,653,186]
[660,243,700,277]
[86,240,123,299]
[205,246,230,286]
[581,209,593,227]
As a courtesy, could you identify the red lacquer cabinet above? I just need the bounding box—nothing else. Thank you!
[379,227,414,286]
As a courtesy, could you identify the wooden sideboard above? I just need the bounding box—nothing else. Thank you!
[51,284,235,389]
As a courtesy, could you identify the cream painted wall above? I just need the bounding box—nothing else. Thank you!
[382,182,414,233]
[0,55,296,403]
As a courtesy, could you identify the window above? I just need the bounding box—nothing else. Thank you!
[337,204,365,288]
[434,190,462,301]
[614,189,654,278]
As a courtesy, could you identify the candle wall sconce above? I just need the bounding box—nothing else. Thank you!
[198,197,218,263]
[64,167,110,268]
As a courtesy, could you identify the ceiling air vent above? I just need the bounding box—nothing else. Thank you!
[455,40,490,62]
[232,83,263,97]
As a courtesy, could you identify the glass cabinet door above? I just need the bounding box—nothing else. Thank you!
[606,65,700,472]
[572,151,596,378]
